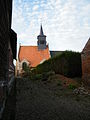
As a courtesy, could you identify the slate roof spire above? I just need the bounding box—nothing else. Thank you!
[40,24,44,35]
[37,24,47,50]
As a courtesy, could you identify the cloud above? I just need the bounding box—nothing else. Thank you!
[12,0,90,53]
[33,5,39,11]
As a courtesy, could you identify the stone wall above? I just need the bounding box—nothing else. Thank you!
[81,38,90,85]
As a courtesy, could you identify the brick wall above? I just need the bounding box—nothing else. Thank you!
[0,0,12,81]
[81,38,90,85]
[8,42,15,81]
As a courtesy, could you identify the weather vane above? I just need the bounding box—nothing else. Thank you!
[40,17,43,25]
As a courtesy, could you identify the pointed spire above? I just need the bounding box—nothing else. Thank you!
[40,24,44,35]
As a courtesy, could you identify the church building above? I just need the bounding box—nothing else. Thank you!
[18,25,51,74]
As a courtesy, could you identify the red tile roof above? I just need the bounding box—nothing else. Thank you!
[18,46,50,67]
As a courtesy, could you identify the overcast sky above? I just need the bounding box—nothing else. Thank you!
[12,0,90,52]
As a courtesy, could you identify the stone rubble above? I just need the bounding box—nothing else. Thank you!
[73,87,90,95]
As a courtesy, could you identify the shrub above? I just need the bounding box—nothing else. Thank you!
[31,74,42,80]
[42,72,49,81]
[34,50,82,78]
[57,80,62,86]
[22,64,32,77]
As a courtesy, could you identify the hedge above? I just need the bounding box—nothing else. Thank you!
[34,51,82,78]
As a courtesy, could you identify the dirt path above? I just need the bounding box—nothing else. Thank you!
[15,78,90,120]
[2,81,16,120]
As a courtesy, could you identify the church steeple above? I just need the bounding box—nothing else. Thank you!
[40,24,44,35]
[37,24,47,50]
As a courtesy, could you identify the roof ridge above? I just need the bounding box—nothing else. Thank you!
[20,45,37,47]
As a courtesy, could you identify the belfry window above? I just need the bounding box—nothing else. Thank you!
[40,41,44,44]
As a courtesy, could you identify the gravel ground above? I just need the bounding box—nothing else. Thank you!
[15,77,90,120]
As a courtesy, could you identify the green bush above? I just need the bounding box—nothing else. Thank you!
[68,84,77,90]
[31,74,42,80]
[34,50,82,78]
[22,65,32,77]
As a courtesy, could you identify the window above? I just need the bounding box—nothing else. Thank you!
[22,62,27,70]
[40,41,44,44]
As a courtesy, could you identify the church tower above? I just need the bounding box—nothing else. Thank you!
[37,24,47,50]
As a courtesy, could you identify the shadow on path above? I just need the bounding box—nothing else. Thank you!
[1,82,16,120]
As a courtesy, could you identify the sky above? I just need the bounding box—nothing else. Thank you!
[12,0,90,52]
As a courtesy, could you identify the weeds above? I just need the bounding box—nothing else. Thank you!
[57,80,62,86]
[68,84,77,90]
